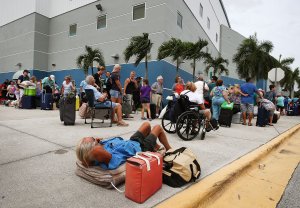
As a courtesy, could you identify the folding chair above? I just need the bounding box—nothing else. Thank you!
[85,89,113,128]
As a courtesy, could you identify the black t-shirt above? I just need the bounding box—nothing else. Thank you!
[111,72,120,92]
[125,79,136,94]
[18,75,29,89]
[93,73,101,87]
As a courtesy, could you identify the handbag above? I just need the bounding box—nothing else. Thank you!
[221,101,234,110]
[125,152,163,203]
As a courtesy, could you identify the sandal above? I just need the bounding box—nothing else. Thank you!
[242,123,246,125]
[117,121,129,127]
[248,123,253,126]
[267,123,274,126]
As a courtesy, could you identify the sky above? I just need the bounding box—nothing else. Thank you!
[222,0,300,70]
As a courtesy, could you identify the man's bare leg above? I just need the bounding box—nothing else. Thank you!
[150,125,171,150]
[137,122,151,137]
[242,112,247,125]
[248,112,253,125]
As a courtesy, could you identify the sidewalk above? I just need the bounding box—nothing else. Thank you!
[0,106,299,208]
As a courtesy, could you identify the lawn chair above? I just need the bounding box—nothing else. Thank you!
[85,89,113,128]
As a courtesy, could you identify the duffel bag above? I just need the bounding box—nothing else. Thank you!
[163,147,201,187]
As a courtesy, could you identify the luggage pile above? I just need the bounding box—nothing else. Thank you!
[21,86,37,109]
[75,147,201,204]
[218,102,234,127]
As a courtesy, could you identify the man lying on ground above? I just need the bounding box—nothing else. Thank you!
[76,122,172,169]
[85,75,128,127]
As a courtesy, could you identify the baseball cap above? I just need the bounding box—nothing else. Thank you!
[157,75,163,80]
[50,75,55,81]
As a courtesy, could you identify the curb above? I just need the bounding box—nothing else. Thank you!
[156,124,300,208]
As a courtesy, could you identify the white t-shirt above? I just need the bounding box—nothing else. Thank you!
[180,90,203,104]
[62,81,73,96]
[194,81,208,101]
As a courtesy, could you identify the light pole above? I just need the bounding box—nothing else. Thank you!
[275,54,282,94]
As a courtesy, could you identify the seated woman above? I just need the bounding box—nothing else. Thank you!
[76,122,172,169]
[180,82,218,132]
[85,75,128,127]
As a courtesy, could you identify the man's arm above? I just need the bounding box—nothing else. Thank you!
[90,145,112,165]
[123,78,129,95]
[115,79,122,92]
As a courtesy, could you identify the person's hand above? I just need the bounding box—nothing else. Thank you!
[227,100,231,104]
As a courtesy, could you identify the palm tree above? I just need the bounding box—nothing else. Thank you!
[183,39,209,81]
[157,38,185,75]
[204,55,229,76]
[76,45,105,75]
[233,34,277,80]
[124,33,153,79]
[280,67,300,97]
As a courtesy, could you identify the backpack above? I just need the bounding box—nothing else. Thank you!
[170,91,190,123]
[163,147,201,187]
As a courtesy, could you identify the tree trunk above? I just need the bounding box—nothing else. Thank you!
[145,55,148,80]
[91,64,94,75]
[192,59,196,82]
[176,59,179,76]
[291,85,295,98]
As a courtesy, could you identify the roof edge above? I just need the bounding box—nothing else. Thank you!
[219,0,231,28]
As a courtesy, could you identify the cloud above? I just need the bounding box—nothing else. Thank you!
[223,0,300,69]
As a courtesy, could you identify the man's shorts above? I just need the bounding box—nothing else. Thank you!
[241,103,254,114]
[110,89,122,99]
[95,101,117,108]
[130,131,157,152]
[151,94,162,108]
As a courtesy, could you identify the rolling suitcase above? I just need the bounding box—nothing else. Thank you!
[125,152,162,203]
[232,112,241,124]
[256,107,269,127]
[218,109,233,127]
[41,92,53,110]
[147,103,156,119]
[21,96,36,109]
[63,97,76,125]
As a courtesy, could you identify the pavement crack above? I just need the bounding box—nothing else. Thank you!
[0,123,68,148]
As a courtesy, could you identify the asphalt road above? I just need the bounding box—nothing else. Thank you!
[277,163,300,208]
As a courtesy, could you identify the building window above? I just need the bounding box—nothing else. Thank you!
[133,3,145,20]
[200,3,203,18]
[216,33,218,42]
[207,17,210,29]
[69,24,77,36]
[97,15,107,29]
[177,12,183,28]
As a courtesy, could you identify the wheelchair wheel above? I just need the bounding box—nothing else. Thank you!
[176,111,201,141]
[162,109,176,134]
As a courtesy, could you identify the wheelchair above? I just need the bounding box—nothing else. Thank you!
[161,97,207,140]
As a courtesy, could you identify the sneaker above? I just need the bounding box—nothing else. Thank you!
[206,124,213,132]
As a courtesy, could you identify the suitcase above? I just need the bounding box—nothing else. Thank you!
[256,107,269,127]
[125,152,162,203]
[272,113,278,124]
[21,96,36,109]
[232,112,241,124]
[41,93,53,110]
[147,103,156,119]
[218,109,233,127]
[35,95,41,108]
[60,97,76,125]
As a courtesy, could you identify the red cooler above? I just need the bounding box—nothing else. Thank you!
[125,152,162,203]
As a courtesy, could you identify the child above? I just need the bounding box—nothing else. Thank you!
[140,79,152,121]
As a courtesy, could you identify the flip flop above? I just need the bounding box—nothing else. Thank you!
[248,123,253,126]
[117,122,129,127]
[242,123,246,125]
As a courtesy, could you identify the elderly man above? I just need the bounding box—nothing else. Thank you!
[42,75,55,93]
[194,74,209,104]
[151,75,164,117]
[85,75,128,127]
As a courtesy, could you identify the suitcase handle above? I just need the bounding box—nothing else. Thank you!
[133,154,151,171]
[142,152,160,166]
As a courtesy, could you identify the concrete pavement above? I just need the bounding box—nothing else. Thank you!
[0,106,299,208]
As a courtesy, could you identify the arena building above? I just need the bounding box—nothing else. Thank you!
[1,0,263,91]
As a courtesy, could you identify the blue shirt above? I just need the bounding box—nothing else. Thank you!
[97,137,141,170]
[241,83,257,104]
[276,96,285,107]
[85,84,102,101]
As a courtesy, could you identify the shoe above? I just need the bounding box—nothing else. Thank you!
[206,125,213,132]
[141,117,147,120]
[148,118,152,121]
